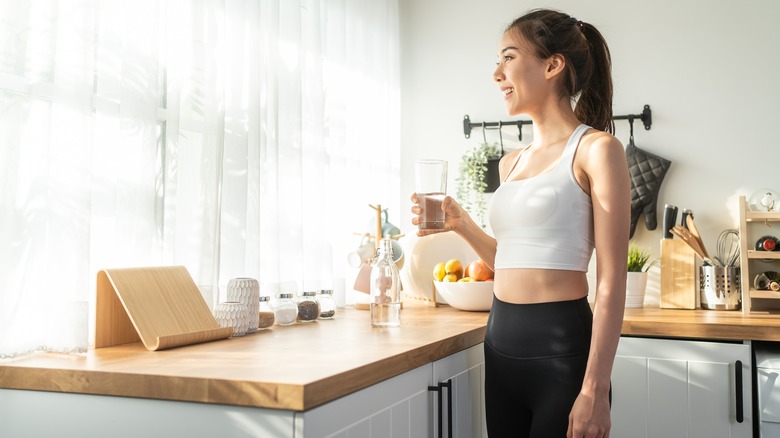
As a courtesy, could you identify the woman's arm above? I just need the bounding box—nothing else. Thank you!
[568,132,630,437]
[410,194,498,268]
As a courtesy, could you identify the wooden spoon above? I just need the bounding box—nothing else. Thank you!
[671,226,716,266]
[685,215,710,259]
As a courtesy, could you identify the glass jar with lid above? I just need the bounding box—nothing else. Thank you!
[317,289,336,319]
[297,291,320,323]
[257,295,275,330]
[274,293,298,326]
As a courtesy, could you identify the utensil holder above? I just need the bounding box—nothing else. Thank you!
[699,266,741,311]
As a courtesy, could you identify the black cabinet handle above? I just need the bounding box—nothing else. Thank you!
[428,379,454,438]
[443,379,453,438]
[735,360,744,423]
[428,382,444,438]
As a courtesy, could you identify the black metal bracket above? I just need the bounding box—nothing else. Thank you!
[463,104,653,141]
[613,104,652,131]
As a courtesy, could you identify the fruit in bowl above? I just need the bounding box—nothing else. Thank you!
[431,257,494,311]
[432,258,494,283]
[433,280,494,311]
[465,259,493,282]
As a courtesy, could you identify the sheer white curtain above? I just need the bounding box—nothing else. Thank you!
[0,0,400,358]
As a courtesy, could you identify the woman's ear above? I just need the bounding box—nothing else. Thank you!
[545,54,566,78]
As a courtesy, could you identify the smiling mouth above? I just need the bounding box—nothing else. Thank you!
[502,88,514,98]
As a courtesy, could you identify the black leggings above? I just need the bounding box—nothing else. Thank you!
[484,295,593,437]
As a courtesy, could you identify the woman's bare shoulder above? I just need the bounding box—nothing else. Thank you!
[582,129,623,151]
[578,129,625,165]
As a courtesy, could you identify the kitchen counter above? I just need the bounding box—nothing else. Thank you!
[0,302,488,411]
[3,303,780,412]
[622,306,780,341]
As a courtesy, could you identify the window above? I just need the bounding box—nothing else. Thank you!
[0,0,400,358]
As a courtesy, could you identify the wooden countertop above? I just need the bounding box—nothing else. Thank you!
[4,303,780,411]
[622,306,780,342]
[0,303,488,411]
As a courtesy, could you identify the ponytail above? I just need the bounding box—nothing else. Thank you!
[505,9,615,134]
[576,22,614,134]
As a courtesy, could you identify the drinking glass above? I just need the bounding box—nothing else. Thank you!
[415,159,447,230]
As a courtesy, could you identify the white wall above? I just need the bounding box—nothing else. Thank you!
[398,0,780,304]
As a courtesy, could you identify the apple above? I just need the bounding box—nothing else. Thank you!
[466,259,493,281]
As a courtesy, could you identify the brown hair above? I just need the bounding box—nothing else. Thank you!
[506,9,614,134]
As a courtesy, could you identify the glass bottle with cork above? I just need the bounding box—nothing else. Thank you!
[370,238,401,327]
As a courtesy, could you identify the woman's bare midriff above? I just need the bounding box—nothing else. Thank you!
[493,268,589,304]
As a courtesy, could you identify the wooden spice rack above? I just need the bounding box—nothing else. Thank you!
[95,266,233,350]
[738,196,780,314]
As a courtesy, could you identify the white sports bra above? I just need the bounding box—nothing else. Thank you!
[488,124,594,271]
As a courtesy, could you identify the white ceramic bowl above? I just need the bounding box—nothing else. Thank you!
[400,232,478,303]
[433,280,494,311]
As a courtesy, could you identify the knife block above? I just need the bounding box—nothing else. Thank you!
[659,239,698,309]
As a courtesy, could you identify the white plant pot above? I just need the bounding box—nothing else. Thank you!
[625,271,648,308]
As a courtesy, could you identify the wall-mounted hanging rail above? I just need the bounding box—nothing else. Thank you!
[463,104,652,141]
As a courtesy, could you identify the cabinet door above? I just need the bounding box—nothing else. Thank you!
[0,388,296,437]
[297,363,432,438]
[611,337,751,438]
[432,343,487,438]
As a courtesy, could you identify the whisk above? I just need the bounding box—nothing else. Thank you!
[716,229,740,267]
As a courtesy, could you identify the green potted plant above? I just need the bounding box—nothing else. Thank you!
[626,242,657,308]
[456,142,502,227]
[627,242,656,272]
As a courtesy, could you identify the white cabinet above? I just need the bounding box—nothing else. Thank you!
[300,343,486,438]
[611,336,752,438]
[0,344,486,438]
[431,344,487,438]
[0,387,296,438]
[755,342,780,437]
[298,362,432,438]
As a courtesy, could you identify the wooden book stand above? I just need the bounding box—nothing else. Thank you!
[95,266,233,351]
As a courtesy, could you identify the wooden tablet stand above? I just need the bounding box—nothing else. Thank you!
[95,266,233,351]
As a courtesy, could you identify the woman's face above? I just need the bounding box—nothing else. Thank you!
[492,31,550,117]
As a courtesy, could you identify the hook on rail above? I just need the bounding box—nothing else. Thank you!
[463,104,653,139]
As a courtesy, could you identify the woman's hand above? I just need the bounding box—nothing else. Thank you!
[567,391,612,438]
[410,193,468,236]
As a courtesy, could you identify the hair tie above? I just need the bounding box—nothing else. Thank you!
[576,20,584,30]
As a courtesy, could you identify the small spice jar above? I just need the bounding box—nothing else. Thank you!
[317,289,336,319]
[297,291,320,323]
[274,293,298,326]
[257,296,275,330]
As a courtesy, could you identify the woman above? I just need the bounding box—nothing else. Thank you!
[411,9,629,438]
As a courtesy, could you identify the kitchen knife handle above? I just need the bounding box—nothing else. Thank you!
[735,360,744,423]
[663,204,678,239]
[681,209,693,229]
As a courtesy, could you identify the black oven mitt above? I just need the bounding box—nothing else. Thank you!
[626,140,671,238]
